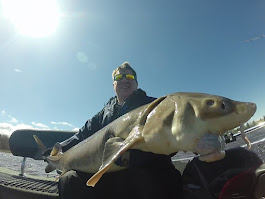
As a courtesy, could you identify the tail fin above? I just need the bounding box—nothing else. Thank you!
[33,134,47,152]
[33,134,59,173]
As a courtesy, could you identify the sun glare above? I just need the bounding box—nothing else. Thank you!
[2,0,61,38]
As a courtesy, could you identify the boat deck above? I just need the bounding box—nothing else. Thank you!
[0,167,59,199]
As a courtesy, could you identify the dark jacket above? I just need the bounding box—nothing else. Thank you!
[60,89,175,169]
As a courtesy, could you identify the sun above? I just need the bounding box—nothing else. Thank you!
[2,0,61,38]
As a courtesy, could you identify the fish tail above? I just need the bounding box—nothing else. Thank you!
[33,134,47,152]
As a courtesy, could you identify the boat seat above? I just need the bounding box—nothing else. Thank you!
[182,147,265,199]
[9,129,75,160]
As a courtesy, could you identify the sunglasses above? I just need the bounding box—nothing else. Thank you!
[114,74,136,81]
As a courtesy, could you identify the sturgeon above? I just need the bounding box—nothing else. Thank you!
[34,92,256,187]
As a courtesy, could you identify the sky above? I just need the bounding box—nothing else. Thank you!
[0,0,265,135]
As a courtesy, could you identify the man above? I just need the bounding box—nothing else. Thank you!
[57,62,182,199]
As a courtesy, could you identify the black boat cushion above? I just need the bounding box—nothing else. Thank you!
[9,129,75,160]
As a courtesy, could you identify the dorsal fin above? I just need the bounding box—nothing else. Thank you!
[137,96,167,125]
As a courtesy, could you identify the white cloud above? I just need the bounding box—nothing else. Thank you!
[0,121,77,136]
[0,111,78,137]
[0,123,33,136]
[1,110,6,116]
[1,111,18,123]
[0,109,78,138]
[51,121,74,127]
[32,122,49,129]
[72,127,79,132]
[8,115,18,123]
[51,121,78,131]
[14,68,22,73]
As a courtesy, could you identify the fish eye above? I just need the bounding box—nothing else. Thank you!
[221,102,226,110]
[207,100,215,106]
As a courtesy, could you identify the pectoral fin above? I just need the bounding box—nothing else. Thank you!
[86,126,144,187]
[86,98,166,187]
[45,163,56,173]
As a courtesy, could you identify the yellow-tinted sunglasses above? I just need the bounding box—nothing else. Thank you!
[114,74,135,81]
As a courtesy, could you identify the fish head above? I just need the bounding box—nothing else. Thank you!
[174,93,256,161]
[183,93,257,134]
[141,93,256,162]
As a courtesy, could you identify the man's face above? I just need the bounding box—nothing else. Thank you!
[113,69,138,102]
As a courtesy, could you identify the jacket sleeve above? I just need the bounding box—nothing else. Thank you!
[60,109,104,152]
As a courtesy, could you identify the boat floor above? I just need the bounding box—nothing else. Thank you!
[0,161,187,199]
[0,167,58,199]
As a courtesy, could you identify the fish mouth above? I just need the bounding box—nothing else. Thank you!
[194,134,226,162]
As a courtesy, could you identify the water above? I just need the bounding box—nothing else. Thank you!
[0,152,58,178]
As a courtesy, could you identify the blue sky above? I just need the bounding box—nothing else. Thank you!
[0,0,265,135]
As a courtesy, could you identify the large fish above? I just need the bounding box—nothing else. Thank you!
[34,92,256,187]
